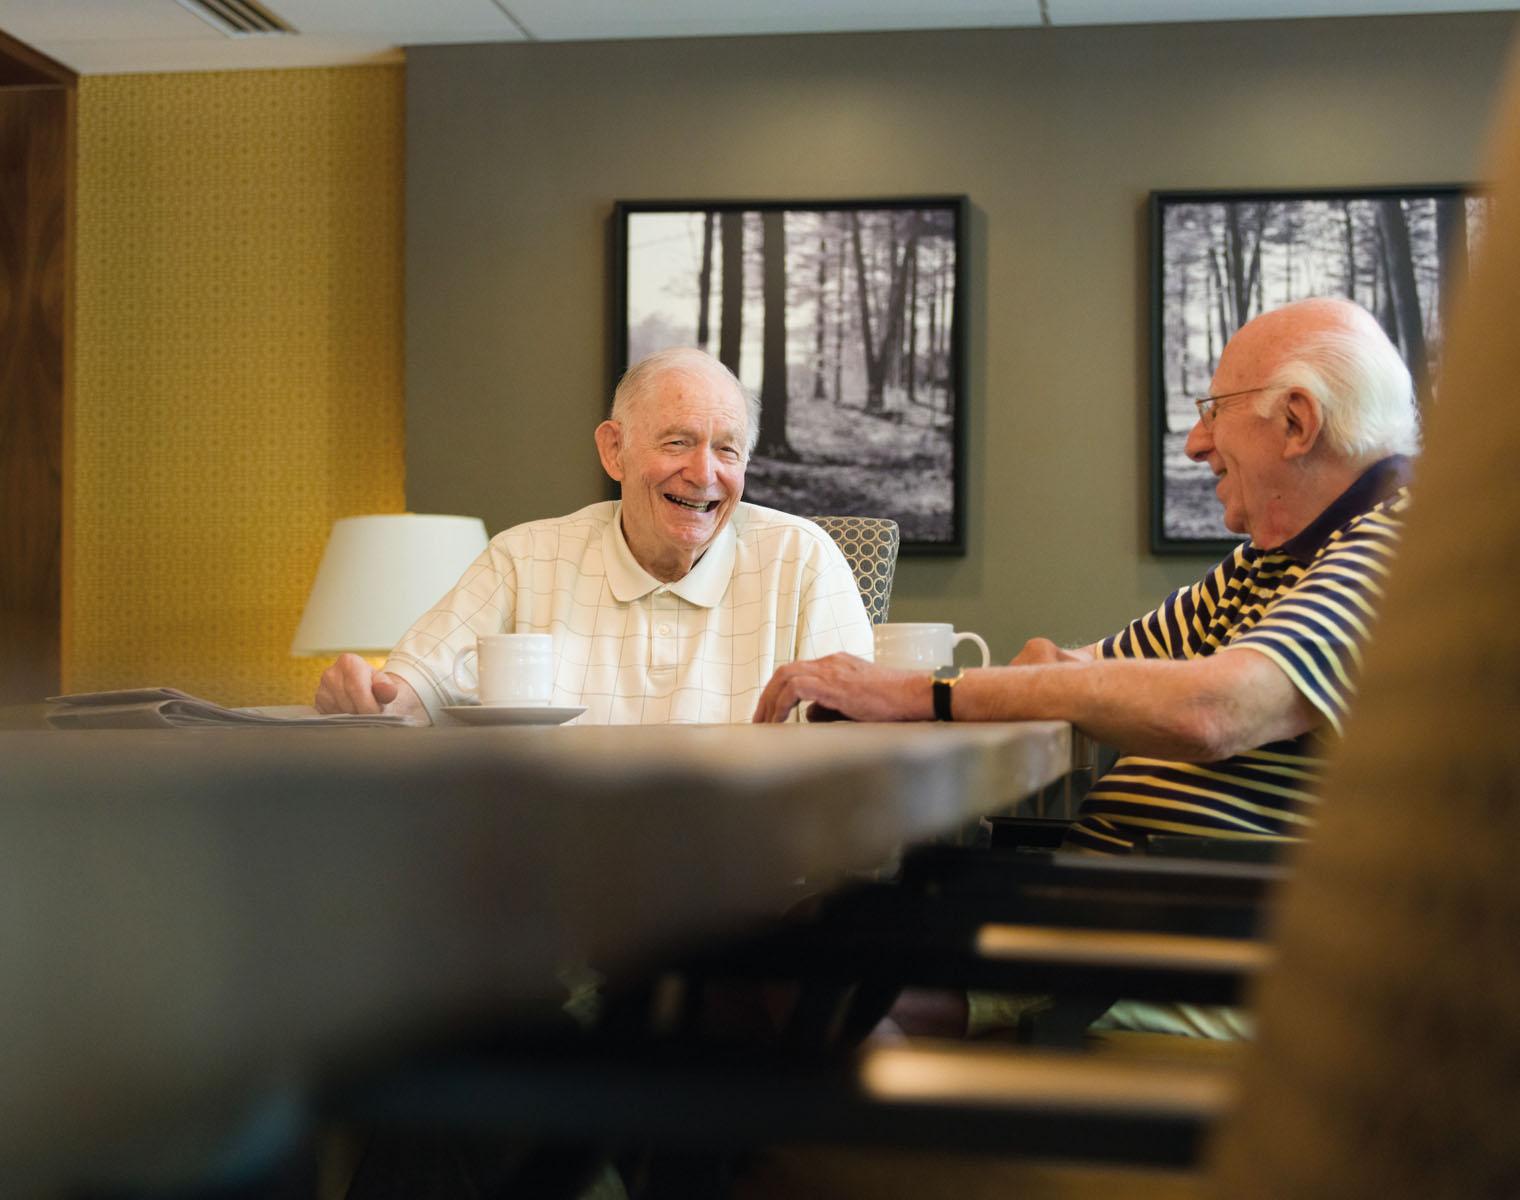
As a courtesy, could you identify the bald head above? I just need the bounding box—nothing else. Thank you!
[1226,298,1419,462]
[1238,296,1379,342]
[611,348,760,455]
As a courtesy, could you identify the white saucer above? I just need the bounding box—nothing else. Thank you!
[444,704,587,727]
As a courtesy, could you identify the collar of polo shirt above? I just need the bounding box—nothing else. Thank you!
[603,499,739,607]
[1276,454,1413,564]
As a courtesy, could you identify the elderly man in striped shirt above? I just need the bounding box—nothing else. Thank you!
[316,347,873,724]
[757,296,1415,1037]
[758,297,1413,842]
[761,297,1415,832]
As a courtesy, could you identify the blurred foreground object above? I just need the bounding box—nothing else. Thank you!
[1207,35,1520,1200]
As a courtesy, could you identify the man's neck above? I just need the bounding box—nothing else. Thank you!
[643,555,695,584]
[1251,454,1380,549]
[622,519,696,583]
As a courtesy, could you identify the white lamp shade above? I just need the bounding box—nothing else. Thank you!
[291,514,489,656]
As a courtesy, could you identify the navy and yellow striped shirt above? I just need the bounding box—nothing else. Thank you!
[1065,456,1412,855]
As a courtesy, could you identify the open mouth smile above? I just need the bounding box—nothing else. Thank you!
[665,494,719,512]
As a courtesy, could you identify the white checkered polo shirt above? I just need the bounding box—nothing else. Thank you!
[385,500,874,725]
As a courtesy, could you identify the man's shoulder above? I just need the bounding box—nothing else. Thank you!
[730,503,838,553]
[731,501,822,531]
[1313,484,1412,558]
[1370,483,1413,521]
[489,501,616,554]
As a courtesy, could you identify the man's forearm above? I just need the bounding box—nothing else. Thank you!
[947,649,1316,761]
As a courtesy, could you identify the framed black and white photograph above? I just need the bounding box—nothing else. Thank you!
[1151,185,1487,556]
[614,197,968,554]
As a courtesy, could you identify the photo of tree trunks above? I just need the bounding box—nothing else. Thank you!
[619,200,965,551]
[1153,187,1487,549]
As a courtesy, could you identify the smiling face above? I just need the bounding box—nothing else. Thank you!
[594,364,749,582]
[1185,342,1285,539]
[1184,299,1356,545]
[1184,303,1315,544]
[1185,298,1393,547]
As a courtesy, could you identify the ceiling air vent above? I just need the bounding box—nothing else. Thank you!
[173,0,297,37]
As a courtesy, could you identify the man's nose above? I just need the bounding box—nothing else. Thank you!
[683,447,717,485]
[1183,417,1212,462]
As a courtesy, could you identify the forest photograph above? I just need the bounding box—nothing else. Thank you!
[1152,187,1485,552]
[617,199,965,551]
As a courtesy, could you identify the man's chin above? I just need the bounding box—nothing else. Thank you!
[1214,488,1245,536]
[661,518,723,555]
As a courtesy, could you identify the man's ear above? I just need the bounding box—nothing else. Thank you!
[1281,389,1324,461]
[594,420,625,481]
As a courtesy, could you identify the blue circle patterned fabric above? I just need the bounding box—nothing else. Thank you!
[807,515,901,625]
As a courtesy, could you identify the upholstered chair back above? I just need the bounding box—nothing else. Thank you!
[808,516,901,625]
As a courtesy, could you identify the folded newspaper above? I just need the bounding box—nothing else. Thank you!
[45,688,421,729]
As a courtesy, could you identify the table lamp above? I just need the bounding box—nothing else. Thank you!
[291,514,489,659]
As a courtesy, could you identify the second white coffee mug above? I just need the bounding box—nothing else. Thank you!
[452,633,554,707]
[873,622,990,670]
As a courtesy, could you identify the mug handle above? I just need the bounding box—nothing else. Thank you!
[954,631,991,668]
[452,648,480,698]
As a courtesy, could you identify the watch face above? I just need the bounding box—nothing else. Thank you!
[933,665,963,682]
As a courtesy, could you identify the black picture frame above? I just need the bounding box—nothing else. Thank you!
[1149,185,1482,557]
[613,197,968,555]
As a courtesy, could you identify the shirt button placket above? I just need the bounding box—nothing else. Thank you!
[651,590,677,671]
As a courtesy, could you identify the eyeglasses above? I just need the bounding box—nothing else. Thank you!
[1193,386,1277,428]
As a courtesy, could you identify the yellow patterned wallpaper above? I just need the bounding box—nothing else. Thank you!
[70,65,405,707]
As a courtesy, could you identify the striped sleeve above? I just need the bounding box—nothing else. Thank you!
[1228,501,1406,735]
[1100,547,1247,661]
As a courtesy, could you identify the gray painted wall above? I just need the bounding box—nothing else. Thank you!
[406,14,1516,661]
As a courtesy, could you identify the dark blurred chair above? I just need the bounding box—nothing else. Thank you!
[981,816,1293,865]
[665,845,1280,1055]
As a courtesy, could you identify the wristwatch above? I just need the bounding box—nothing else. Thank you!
[931,665,963,721]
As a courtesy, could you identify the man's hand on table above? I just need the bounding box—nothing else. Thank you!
[315,653,428,721]
[752,653,934,723]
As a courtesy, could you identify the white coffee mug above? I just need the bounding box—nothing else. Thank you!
[452,633,554,707]
[873,622,990,670]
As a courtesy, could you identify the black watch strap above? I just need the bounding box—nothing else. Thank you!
[931,665,962,721]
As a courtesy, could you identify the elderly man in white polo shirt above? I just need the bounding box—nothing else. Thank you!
[314,347,873,723]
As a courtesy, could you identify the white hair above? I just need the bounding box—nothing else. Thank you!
[611,347,760,456]
[1267,324,1420,458]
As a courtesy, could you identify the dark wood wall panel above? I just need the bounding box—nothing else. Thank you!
[0,85,67,705]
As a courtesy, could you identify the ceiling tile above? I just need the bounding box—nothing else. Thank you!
[0,0,213,43]
[1045,0,1520,23]
[508,0,1044,41]
[271,0,525,41]
[2,0,1515,75]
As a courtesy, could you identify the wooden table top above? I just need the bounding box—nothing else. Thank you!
[0,720,1071,1186]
